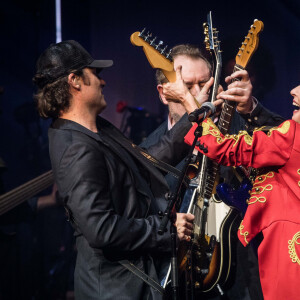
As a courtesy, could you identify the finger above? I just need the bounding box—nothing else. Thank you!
[224,75,232,85]
[229,70,249,82]
[217,84,224,93]
[185,213,195,221]
[218,94,248,103]
[176,220,194,231]
[227,81,250,90]
[182,228,193,236]
[185,235,191,241]
[175,65,183,81]
[201,77,214,95]
[177,232,192,242]
[213,99,224,108]
[220,87,249,97]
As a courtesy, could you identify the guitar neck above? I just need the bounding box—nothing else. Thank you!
[201,64,244,198]
[209,59,222,104]
[0,170,54,215]
[218,65,244,135]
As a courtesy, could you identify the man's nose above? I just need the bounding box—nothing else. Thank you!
[190,84,201,96]
[100,78,106,88]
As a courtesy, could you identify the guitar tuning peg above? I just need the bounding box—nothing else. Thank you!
[156,40,163,50]
[139,28,146,37]
[166,49,172,59]
[161,45,168,55]
[144,32,151,42]
[150,36,157,46]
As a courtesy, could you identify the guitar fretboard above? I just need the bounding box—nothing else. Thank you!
[218,65,244,135]
[0,170,54,215]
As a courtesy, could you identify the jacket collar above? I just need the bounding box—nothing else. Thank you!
[51,117,169,192]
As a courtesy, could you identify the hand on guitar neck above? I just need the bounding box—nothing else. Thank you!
[217,69,255,114]
[175,212,195,241]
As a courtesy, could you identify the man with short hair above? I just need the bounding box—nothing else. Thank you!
[33,40,196,300]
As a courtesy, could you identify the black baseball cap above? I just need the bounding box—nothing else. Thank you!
[34,40,113,88]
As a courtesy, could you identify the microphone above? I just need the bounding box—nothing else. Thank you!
[188,102,216,122]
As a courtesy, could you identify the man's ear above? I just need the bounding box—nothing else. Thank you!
[68,73,81,90]
[157,84,168,106]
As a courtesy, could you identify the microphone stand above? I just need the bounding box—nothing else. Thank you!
[158,113,208,300]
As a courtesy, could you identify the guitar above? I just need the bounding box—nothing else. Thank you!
[0,170,54,215]
[215,20,264,216]
[179,12,223,295]
[131,29,175,82]
[131,29,200,108]
[196,18,264,294]
[177,16,264,296]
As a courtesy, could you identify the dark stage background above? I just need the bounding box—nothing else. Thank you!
[0,0,300,189]
[0,0,299,298]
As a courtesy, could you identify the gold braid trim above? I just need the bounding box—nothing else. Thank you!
[239,220,249,245]
[297,169,300,187]
[267,120,290,137]
[247,173,274,205]
[288,231,300,265]
[202,118,253,146]
[247,196,267,205]
[254,172,274,185]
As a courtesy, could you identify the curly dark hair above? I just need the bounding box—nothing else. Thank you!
[155,44,212,85]
[33,69,85,119]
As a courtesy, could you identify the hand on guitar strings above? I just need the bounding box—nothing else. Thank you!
[175,212,194,241]
[217,69,255,114]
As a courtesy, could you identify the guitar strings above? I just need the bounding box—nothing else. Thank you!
[0,171,54,215]
[0,176,54,213]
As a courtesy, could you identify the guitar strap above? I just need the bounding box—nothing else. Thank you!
[105,127,190,187]
[119,260,164,294]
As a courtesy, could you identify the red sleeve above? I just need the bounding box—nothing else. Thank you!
[184,118,295,169]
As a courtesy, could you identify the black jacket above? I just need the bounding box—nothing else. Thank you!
[48,115,192,300]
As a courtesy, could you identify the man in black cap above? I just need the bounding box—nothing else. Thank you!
[33,40,196,299]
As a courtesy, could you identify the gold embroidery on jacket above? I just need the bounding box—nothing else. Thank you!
[247,173,274,205]
[254,172,274,185]
[247,196,267,205]
[203,118,253,146]
[288,231,300,265]
[267,120,290,137]
[239,221,249,245]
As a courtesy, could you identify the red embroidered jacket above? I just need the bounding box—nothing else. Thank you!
[185,118,300,300]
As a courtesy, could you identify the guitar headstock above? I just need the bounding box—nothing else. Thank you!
[235,20,264,68]
[130,29,176,82]
[203,11,222,64]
